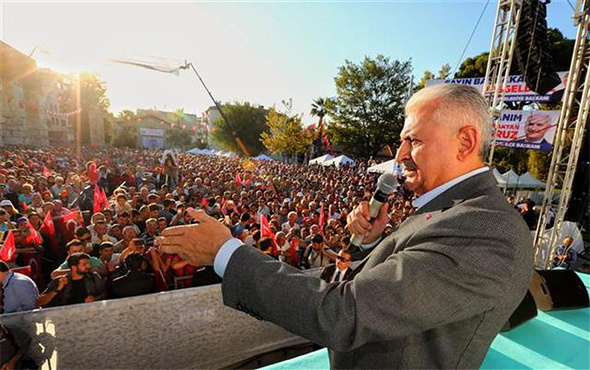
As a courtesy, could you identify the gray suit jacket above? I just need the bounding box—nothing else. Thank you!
[222,171,533,368]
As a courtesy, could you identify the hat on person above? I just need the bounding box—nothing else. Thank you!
[16,217,28,225]
[0,199,13,207]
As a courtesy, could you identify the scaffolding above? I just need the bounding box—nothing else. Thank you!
[533,0,590,268]
[483,0,523,165]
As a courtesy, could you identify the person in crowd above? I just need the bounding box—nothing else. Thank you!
[38,253,105,307]
[553,236,577,270]
[98,242,121,275]
[51,239,106,279]
[302,234,337,269]
[139,218,160,248]
[0,261,39,313]
[114,226,138,253]
[281,211,300,233]
[319,249,353,283]
[111,252,156,298]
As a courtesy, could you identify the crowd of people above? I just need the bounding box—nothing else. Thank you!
[0,146,419,314]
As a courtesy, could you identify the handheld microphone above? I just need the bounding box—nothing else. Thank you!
[349,172,398,247]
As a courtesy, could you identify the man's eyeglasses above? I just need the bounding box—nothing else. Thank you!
[336,256,350,262]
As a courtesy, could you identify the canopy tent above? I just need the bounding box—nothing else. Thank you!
[501,170,521,187]
[367,159,402,176]
[323,155,355,168]
[517,172,546,188]
[186,148,203,155]
[309,154,333,165]
[492,168,506,186]
[187,148,215,156]
[253,154,274,161]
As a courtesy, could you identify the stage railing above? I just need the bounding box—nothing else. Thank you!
[0,283,310,369]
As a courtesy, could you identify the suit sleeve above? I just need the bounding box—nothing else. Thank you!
[221,210,531,352]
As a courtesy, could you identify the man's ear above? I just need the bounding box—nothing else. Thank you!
[457,126,479,161]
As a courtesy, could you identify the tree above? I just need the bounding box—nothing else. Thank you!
[327,55,411,158]
[261,100,312,161]
[73,72,110,146]
[166,128,192,149]
[416,70,434,90]
[310,97,333,156]
[455,52,489,78]
[112,128,137,148]
[111,110,138,148]
[210,102,269,155]
[437,63,452,79]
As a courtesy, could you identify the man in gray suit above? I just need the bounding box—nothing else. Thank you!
[159,84,533,368]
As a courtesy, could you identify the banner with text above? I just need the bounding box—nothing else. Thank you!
[426,72,567,102]
[495,110,560,151]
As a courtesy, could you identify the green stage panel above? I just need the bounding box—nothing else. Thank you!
[265,273,590,370]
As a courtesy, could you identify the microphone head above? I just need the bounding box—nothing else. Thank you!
[377,173,398,195]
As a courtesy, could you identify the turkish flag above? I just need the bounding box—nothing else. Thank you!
[41,213,56,236]
[93,186,102,213]
[88,162,98,184]
[260,214,277,255]
[318,203,325,235]
[43,167,50,178]
[100,187,109,209]
[25,220,43,244]
[62,210,79,225]
[235,172,243,187]
[0,231,16,262]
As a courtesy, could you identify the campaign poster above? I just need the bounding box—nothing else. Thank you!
[494,110,560,151]
[426,72,567,102]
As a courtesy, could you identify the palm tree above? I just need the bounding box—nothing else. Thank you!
[310,97,328,129]
[310,97,331,157]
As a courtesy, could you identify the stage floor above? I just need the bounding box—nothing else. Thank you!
[265,273,590,370]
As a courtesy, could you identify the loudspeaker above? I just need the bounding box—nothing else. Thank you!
[514,0,562,95]
[529,270,590,311]
[501,290,538,332]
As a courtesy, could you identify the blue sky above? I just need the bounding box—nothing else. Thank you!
[1,1,578,124]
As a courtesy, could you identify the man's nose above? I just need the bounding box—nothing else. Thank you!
[395,142,409,163]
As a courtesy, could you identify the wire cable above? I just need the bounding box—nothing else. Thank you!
[452,0,492,77]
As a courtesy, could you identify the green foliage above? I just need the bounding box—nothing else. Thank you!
[310,97,334,156]
[328,55,411,158]
[167,128,192,149]
[210,102,269,155]
[437,63,452,79]
[455,52,489,78]
[527,150,552,182]
[416,70,434,90]
[262,100,312,157]
[112,126,138,148]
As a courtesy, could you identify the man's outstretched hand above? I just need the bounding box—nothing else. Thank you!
[157,208,232,266]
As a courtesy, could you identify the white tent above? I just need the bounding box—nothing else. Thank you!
[199,149,215,156]
[367,159,402,175]
[253,154,274,161]
[517,172,546,189]
[323,155,355,168]
[186,148,203,155]
[501,170,521,187]
[492,168,506,186]
[309,154,333,165]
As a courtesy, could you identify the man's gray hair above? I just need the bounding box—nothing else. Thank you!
[406,84,492,159]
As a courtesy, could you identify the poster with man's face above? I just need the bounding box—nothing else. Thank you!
[494,110,560,151]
